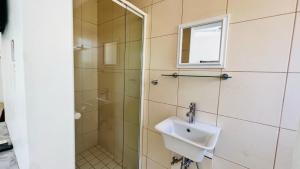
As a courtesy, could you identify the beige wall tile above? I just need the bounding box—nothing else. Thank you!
[182,0,227,24]
[149,70,178,105]
[125,41,142,70]
[74,18,82,47]
[73,0,82,19]
[147,158,167,169]
[151,0,182,37]
[124,96,140,125]
[126,13,143,42]
[213,156,247,169]
[275,129,298,169]
[219,72,286,126]
[298,2,300,11]
[281,73,300,130]
[144,70,150,100]
[82,90,98,113]
[228,0,297,23]
[124,122,139,151]
[143,6,152,39]
[177,107,217,126]
[98,21,113,44]
[148,130,172,168]
[148,101,177,130]
[82,69,98,90]
[225,14,294,72]
[125,70,141,98]
[83,110,98,133]
[113,17,126,43]
[215,116,278,169]
[142,128,148,156]
[142,156,147,169]
[289,13,300,72]
[178,71,220,114]
[82,21,98,48]
[75,91,84,113]
[82,0,98,24]
[128,0,152,8]
[150,34,178,70]
[83,130,98,150]
[74,68,84,91]
[123,147,139,168]
[98,0,113,23]
[144,39,151,70]
[75,48,98,69]
[143,99,149,127]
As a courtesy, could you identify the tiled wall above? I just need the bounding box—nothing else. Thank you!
[74,0,99,153]
[97,0,143,168]
[126,0,300,169]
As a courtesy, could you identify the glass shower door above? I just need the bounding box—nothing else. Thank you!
[74,0,144,168]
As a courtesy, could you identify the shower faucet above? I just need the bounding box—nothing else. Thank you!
[186,102,196,124]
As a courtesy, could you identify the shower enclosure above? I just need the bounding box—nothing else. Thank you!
[73,0,145,168]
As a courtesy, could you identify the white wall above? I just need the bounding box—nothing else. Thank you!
[0,0,30,168]
[0,0,75,168]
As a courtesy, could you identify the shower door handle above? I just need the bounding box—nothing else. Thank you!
[75,112,82,120]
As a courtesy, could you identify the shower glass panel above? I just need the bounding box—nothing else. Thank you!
[73,0,144,169]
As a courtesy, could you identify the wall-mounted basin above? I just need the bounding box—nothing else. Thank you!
[155,116,221,162]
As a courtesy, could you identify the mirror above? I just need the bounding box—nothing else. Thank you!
[177,15,229,68]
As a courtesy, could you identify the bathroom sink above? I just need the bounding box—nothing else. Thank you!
[155,116,221,162]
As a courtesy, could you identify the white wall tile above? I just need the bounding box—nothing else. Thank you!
[225,14,294,72]
[215,116,279,169]
[281,73,300,130]
[275,129,298,169]
[219,72,286,126]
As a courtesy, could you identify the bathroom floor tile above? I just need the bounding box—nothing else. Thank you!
[77,145,122,169]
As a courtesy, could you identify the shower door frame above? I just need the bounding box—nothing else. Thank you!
[111,0,147,168]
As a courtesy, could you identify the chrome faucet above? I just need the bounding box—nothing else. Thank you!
[186,103,196,123]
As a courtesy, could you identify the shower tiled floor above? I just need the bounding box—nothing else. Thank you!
[76,145,122,169]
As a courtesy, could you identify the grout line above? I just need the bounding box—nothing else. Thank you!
[150,32,178,39]
[273,11,298,169]
[216,115,280,129]
[230,12,296,24]
[151,0,166,6]
[148,99,178,107]
[214,155,250,169]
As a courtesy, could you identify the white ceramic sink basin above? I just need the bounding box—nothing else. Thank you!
[155,116,221,162]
